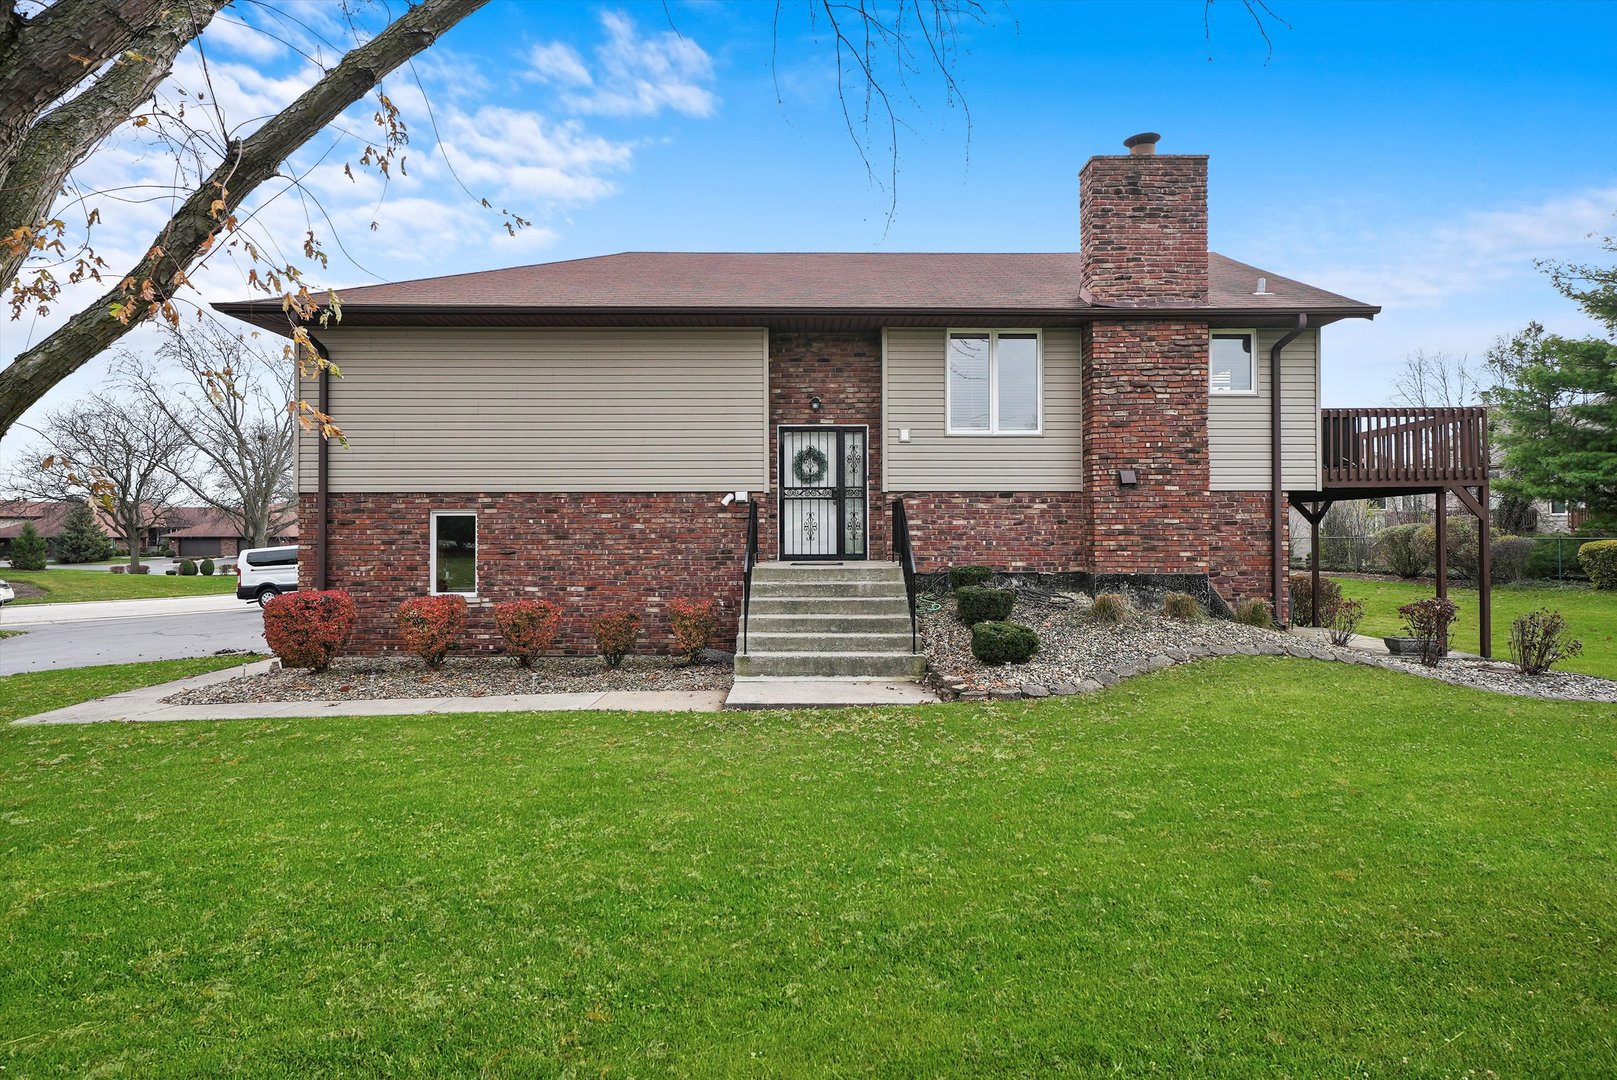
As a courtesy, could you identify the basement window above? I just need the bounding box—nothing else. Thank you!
[1210,331,1257,395]
[946,330,1042,434]
[431,512,477,596]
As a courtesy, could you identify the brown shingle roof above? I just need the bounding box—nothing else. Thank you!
[215,251,1376,332]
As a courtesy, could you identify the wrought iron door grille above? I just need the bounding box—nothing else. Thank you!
[779,426,867,560]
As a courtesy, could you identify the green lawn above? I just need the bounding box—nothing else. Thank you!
[3,567,237,605]
[1334,578,1617,679]
[2,659,1613,1076]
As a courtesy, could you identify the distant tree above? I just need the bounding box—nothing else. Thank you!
[1389,349,1483,408]
[8,520,47,570]
[1486,325,1617,530]
[54,499,115,563]
[121,320,295,549]
[8,394,188,569]
[1494,494,1539,536]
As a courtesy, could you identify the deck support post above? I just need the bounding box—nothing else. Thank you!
[1287,496,1332,629]
[1435,494,1448,604]
[1478,482,1491,658]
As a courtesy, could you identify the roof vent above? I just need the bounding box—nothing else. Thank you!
[1254,276,1270,295]
[1123,132,1160,156]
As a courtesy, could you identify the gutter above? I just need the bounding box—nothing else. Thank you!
[310,335,331,592]
[1270,314,1308,619]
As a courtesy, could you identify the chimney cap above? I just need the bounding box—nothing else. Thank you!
[1123,131,1161,155]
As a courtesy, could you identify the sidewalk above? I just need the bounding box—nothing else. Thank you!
[12,660,731,724]
[1,592,243,627]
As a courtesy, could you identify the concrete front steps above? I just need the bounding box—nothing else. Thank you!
[735,562,926,680]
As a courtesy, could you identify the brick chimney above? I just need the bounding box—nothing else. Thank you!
[1079,132,1208,305]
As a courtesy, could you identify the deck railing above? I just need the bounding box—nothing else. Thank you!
[1320,407,1489,488]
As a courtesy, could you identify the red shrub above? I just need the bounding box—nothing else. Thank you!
[397,594,467,668]
[262,590,357,672]
[667,597,716,663]
[493,599,562,668]
[109,564,126,574]
[592,610,641,669]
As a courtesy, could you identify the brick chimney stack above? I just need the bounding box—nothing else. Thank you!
[1079,132,1209,305]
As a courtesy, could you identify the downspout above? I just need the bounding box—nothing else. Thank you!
[1270,314,1308,620]
[311,335,331,592]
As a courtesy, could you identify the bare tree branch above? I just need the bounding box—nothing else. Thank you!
[0,0,489,440]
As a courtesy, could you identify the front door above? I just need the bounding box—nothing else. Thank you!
[779,426,867,560]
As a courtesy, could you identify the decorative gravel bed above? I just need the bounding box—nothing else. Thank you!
[164,654,734,705]
[924,593,1617,704]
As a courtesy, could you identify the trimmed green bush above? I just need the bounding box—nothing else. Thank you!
[1089,592,1128,626]
[970,621,1040,666]
[1162,592,1200,621]
[178,558,198,576]
[1234,598,1274,628]
[7,521,47,570]
[948,565,993,590]
[199,558,216,576]
[1375,523,1428,579]
[956,585,1014,626]
[1288,572,1342,626]
[1579,540,1617,589]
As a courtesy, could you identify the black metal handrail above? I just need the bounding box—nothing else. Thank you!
[891,497,919,654]
[741,497,759,653]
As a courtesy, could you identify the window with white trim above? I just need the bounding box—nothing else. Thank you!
[1210,331,1256,394]
[431,512,477,595]
[946,330,1042,434]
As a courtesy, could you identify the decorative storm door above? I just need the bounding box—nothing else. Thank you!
[779,426,867,560]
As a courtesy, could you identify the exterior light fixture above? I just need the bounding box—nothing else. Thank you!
[1117,468,1139,488]
[809,395,822,412]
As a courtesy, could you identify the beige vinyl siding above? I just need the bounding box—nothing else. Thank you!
[1208,328,1320,491]
[297,327,768,493]
[883,327,1082,491]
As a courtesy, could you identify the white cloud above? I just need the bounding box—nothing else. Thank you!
[201,15,288,63]
[528,10,718,119]
[527,41,592,88]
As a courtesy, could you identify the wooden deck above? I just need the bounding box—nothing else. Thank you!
[1320,407,1489,490]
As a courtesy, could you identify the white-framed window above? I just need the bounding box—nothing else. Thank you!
[430,511,477,596]
[1210,330,1257,395]
[1550,499,1568,514]
[946,329,1042,434]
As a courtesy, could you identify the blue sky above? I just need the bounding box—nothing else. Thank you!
[4,0,1615,460]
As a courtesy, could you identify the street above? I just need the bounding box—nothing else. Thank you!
[0,596,266,675]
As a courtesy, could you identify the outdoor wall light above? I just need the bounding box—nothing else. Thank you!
[809,395,822,412]
[1117,468,1139,488]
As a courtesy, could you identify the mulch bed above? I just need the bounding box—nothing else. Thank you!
[164,654,734,705]
[924,592,1617,704]
[3,578,47,600]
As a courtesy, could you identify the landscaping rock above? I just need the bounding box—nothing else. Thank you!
[1021,682,1051,698]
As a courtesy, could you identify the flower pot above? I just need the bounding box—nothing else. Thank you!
[1383,635,1433,658]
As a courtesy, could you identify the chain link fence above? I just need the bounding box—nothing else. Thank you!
[1289,535,1615,584]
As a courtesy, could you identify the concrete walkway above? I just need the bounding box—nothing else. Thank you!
[726,677,939,709]
[1,591,242,627]
[13,660,731,725]
[1288,626,1482,660]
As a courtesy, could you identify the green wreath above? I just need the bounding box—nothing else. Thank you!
[792,445,829,486]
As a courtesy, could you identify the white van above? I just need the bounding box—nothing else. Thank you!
[236,545,300,607]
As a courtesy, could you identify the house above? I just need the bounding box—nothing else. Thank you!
[216,132,1496,664]
[0,498,144,560]
[162,507,299,558]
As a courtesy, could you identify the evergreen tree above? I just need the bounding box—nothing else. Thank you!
[8,522,48,571]
[54,501,115,564]
[1488,226,1617,530]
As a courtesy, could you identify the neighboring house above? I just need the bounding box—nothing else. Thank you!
[0,499,145,559]
[217,132,1496,659]
[162,507,299,558]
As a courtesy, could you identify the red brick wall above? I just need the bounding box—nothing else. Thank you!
[890,492,1088,573]
[299,492,750,655]
[1208,490,1284,617]
[767,330,887,560]
[1079,153,1209,304]
[1081,321,1211,575]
